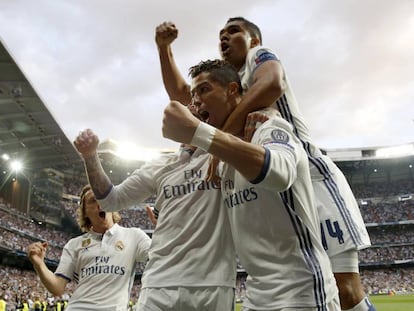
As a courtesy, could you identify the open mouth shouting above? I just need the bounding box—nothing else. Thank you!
[220,42,230,55]
[198,110,210,123]
[99,211,106,219]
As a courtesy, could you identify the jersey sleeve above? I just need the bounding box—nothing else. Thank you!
[251,117,303,191]
[132,228,152,262]
[98,154,172,212]
[54,238,78,282]
[246,46,280,76]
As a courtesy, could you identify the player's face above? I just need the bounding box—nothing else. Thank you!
[190,72,236,129]
[83,190,112,230]
[219,20,252,70]
[187,101,203,121]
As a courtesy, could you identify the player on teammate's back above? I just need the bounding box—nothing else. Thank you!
[163,59,341,310]
[155,18,375,311]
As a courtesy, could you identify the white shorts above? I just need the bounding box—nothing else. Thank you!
[242,294,341,311]
[311,155,371,258]
[135,286,234,311]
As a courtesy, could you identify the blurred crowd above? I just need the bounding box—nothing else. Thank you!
[0,176,413,308]
[0,265,141,310]
[351,180,413,199]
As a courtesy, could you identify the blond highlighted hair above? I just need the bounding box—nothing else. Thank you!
[77,185,121,232]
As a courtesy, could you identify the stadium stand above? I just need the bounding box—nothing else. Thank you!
[1,37,413,308]
[334,149,414,296]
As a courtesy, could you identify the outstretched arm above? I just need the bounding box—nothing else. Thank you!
[73,129,112,199]
[28,242,68,296]
[156,22,192,105]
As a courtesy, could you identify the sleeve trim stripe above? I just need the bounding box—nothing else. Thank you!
[55,272,71,282]
[250,148,270,184]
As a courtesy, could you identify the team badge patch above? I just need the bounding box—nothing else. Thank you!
[255,50,278,65]
[82,238,91,248]
[271,129,290,144]
[115,240,125,251]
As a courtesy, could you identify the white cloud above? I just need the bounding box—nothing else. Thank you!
[0,0,412,151]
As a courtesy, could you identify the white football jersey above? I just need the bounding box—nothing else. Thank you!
[55,224,150,311]
[219,117,338,309]
[241,46,371,257]
[99,148,237,289]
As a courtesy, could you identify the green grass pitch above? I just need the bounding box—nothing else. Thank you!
[234,293,414,311]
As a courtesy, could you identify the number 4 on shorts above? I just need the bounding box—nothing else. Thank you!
[320,219,344,250]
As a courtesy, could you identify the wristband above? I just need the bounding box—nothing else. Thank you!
[190,122,217,151]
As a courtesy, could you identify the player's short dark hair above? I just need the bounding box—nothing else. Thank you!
[188,59,243,95]
[227,17,262,44]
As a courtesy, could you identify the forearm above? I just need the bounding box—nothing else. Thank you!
[33,262,66,296]
[209,129,266,181]
[222,57,285,137]
[222,79,283,136]
[83,153,112,199]
[158,45,191,105]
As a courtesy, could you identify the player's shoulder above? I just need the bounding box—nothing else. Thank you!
[248,45,280,62]
[258,116,294,136]
[64,232,89,248]
[135,150,179,172]
[117,225,148,237]
[255,117,301,150]
[116,226,151,252]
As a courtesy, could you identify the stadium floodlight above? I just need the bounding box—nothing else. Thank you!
[375,144,414,158]
[115,142,161,162]
[10,160,23,172]
[2,153,10,161]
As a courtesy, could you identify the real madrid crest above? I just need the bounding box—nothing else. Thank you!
[115,240,125,251]
[81,238,91,248]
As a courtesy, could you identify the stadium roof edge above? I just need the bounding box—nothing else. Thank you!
[0,37,83,173]
[324,142,414,161]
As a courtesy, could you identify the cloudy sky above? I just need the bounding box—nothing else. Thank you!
[1,0,413,153]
